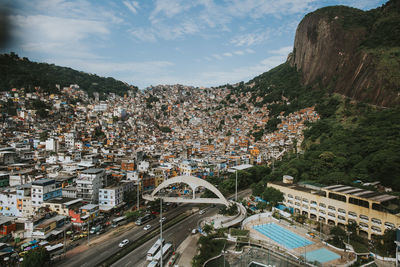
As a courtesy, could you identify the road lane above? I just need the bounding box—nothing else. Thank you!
[112,207,217,267]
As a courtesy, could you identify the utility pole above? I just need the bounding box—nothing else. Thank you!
[137,178,140,211]
[235,169,238,201]
[160,198,163,267]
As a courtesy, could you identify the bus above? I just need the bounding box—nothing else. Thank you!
[146,238,165,261]
[152,243,172,263]
[112,216,127,227]
[136,213,154,226]
[45,243,64,257]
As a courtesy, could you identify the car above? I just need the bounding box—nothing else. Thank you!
[119,239,129,248]
[144,224,151,230]
[191,228,198,235]
[199,209,206,215]
[159,217,166,223]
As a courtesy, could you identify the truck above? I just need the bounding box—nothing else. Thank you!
[90,225,101,234]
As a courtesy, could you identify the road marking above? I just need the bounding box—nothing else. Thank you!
[125,261,132,267]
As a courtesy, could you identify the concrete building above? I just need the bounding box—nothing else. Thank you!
[31,179,62,210]
[99,186,123,210]
[268,177,400,239]
[76,169,105,203]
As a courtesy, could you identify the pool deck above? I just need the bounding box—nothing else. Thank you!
[243,216,352,266]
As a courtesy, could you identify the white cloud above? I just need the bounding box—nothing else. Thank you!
[150,0,194,21]
[269,46,293,55]
[123,1,140,14]
[230,30,271,46]
[213,54,223,60]
[129,28,157,42]
[223,52,232,57]
[12,14,109,59]
[234,50,244,55]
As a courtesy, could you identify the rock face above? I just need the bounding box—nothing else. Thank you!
[289,3,400,107]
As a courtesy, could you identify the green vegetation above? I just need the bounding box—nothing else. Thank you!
[159,126,172,133]
[230,228,249,237]
[22,246,50,267]
[270,100,400,190]
[219,203,238,216]
[0,53,137,96]
[192,236,226,267]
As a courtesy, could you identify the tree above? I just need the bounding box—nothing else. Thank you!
[262,187,283,206]
[203,224,213,234]
[22,246,50,267]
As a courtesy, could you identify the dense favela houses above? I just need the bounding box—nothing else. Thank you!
[0,84,321,243]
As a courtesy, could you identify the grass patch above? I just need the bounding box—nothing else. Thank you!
[230,229,249,237]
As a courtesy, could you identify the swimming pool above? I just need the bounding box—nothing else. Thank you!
[302,248,340,263]
[253,223,313,249]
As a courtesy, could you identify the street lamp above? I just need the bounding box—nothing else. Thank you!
[394,241,400,267]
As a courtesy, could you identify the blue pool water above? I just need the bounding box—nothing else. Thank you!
[302,248,340,263]
[253,223,313,249]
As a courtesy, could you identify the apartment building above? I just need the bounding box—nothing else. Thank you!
[76,168,105,203]
[99,186,123,210]
[31,179,62,210]
[268,176,400,239]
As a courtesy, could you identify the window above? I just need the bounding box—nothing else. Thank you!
[295,196,301,200]
[328,205,336,211]
[319,210,326,214]
[371,226,381,232]
[338,208,346,214]
[311,201,317,205]
[384,222,395,228]
[359,222,368,228]
[319,203,326,208]
[328,212,335,217]
[328,192,346,202]
[372,218,381,225]
[302,198,309,203]
[348,211,357,217]
[338,215,346,221]
[359,214,369,221]
[349,197,369,208]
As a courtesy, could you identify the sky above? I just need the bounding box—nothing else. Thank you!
[1,0,387,89]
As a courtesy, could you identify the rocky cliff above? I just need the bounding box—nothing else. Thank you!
[289,0,400,107]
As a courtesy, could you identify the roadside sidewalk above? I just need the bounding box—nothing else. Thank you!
[175,234,200,266]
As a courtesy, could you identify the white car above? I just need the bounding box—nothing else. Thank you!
[199,209,206,215]
[119,239,129,248]
[159,217,166,223]
[144,224,152,230]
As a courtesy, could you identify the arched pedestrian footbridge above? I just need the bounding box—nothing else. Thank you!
[142,175,230,206]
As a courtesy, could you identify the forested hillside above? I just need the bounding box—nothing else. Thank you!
[230,62,400,191]
[0,53,138,96]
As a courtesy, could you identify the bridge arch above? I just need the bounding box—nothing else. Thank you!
[150,175,229,206]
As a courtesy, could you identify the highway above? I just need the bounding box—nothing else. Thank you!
[111,207,216,267]
[58,189,251,267]
[58,204,195,267]
[112,188,251,267]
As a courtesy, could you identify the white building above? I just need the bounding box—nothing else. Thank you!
[45,138,58,152]
[31,179,62,210]
[76,169,105,203]
[99,186,123,210]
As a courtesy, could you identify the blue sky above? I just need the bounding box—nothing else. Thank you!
[2,0,387,89]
